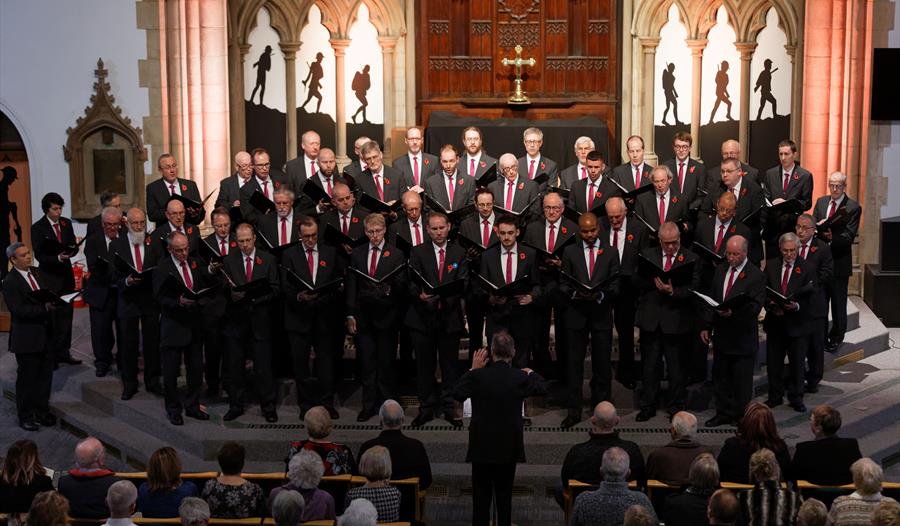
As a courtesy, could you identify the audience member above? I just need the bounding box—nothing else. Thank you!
[268,449,336,521]
[738,448,802,526]
[26,491,70,526]
[289,406,356,476]
[826,458,898,526]
[0,439,54,513]
[357,399,433,489]
[663,453,720,526]
[58,437,122,519]
[103,481,139,526]
[338,498,378,526]
[647,411,714,486]
[793,405,862,486]
[570,447,658,526]
[138,447,198,517]
[179,497,210,526]
[271,490,305,526]
[624,503,658,526]
[871,500,900,526]
[201,442,265,517]
[344,446,401,523]
[797,498,827,526]
[708,489,740,526]
[717,402,791,483]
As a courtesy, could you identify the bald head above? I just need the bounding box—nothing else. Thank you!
[591,402,619,432]
[379,399,404,429]
[234,151,251,165]
[671,411,698,439]
[721,139,741,160]
[75,437,105,469]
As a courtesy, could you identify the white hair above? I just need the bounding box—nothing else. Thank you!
[288,449,325,489]
[601,447,630,480]
[338,498,378,526]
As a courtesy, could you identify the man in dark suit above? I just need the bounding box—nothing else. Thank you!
[459,188,497,359]
[147,199,201,256]
[30,192,81,367]
[423,144,476,212]
[146,153,204,228]
[357,141,404,206]
[319,182,366,256]
[388,190,426,252]
[522,191,577,380]
[2,243,57,431]
[518,127,559,190]
[706,139,761,188]
[282,216,346,419]
[611,135,653,192]
[703,157,767,265]
[813,171,860,352]
[568,150,618,214]
[152,231,212,425]
[83,207,123,377]
[700,235,766,427]
[634,222,701,421]
[85,191,123,238]
[110,208,162,400]
[559,212,620,428]
[200,207,236,395]
[257,187,301,253]
[635,165,690,233]
[662,131,707,210]
[342,135,370,181]
[792,405,862,485]
[453,332,548,526]
[220,222,281,423]
[240,147,292,225]
[346,213,407,422]
[393,126,437,189]
[405,212,468,427]
[284,130,321,192]
[215,150,253,210]
[558,136,595,190]
[461,126,497,180]
[358,400,433,489]
[794,214,833,393]
[762,139,814,253]
[488,153,540,218]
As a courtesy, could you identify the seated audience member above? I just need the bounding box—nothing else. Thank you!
[138,447,198,517]
[624,504,658,526]
[179,497,211,526]
[357,399,432,489]
[797,498,827,526]
[104,481,139,526]
[570,447,658,526]
[338,498,378,526]
[793,405,862,486]
[26,491,70,526]
[647,411,715,486]
[708,489,740,526]
[344,446,401,523]
[272,490,305,526]
[664,453,720,526]
[0,439,54,513]
[826,458,898,526]
[58,437,122,519]
[739,448,802,526]
[201,442,265,517]
[717,402,792,484]
[268,449,336,521]
[871,500,900,526]
[289,406,356,476]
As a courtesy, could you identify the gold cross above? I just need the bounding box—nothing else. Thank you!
[501,45,536,104]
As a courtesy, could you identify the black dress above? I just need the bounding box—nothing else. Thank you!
[0,474,54,512]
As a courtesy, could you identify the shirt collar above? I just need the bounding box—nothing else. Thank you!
[255,175,269,186]
[168,222,183,232]
[433,241,447,252]
[730,258,748,274]
[503,242,518,254]
[481,213,495,224]
[583,239,600,250]
[371,240,385,251]
[782,163,796,175]
[527,154,541,163]
[171,255,189,268]
[243,249,257,260]
[546,218,561,229]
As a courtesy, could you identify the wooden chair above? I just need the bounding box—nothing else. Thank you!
[348,476,425,523]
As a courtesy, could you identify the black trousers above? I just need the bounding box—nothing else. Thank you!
[202,314,226,391]
[613,295,638,383]
[566,326,613,413]
[88,299,119,368]
[534,301,567,380]
[355,327,397,412]
[288,327,340,411]
[712,353,755,421]
[411,328,460,415]
[49,302,74,361]
[826,277,849,343]
[224,329,276,412]
[639,330,686,412]
[806,319,828,387]
[465,298,488,359]
[161,340,203,416]
[472,462,517,526]
[486,313,536,369]
[15,351,54,420]
[767,330,810,405]
[118,314,161,389]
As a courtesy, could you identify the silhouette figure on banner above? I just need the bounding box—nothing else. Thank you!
[708,60,735,124]
[301,52,325,114]
[661,63,683,126]
[754,59,780,120]
[350,65,371,124]
[0,166,23,279]
[250,45,274,106]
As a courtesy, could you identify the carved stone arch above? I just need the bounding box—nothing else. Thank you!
[695,0,742,40]
[632,0,690,38]
[294,1,343,38]
[346,0,406,37]
[740,0,799,45]
[261,0,300,42]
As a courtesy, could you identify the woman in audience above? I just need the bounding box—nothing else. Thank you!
[138,446,199,517]
[269,449,336,521]
[289,406,355,476]
[338,498,379,526]
[871,500,900,526]
[738,448,802,526]
[201,441,265,517]
[0,439,54,513]
[664,452,720,526]
[344,446,400,522]
[26,490,69,526]
[271,490,305,526]
[717,402,792,483]
[826,458,898,526]
[797,499,828,526]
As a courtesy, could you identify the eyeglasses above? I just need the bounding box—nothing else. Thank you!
[254,163,271,168]
[543,205,562,211]
[673,144,690,150]
[524,139,541,145]
[828,183,845,189]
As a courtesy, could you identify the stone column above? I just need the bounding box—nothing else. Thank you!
[784,44,802,142]
[331,38,351,167]
[735,42,757,162]
[686,39,707,160]
[640,37,661,165]
[281,42,301,162]
[378,35,398,158]
[228,41,247,155]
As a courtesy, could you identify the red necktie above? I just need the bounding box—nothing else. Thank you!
[528,159,536,180]
[26,271,38,291]
[307,248,315,278]
[324,176,333,197]
[612,228,619,251]
[587,245,595,280]
[678,162,685,193]
[169,183,176,195]
[581,167,587,180]
[412,156,419,186]
[374,174,384,201]
[438,248,445,281]
[341,214,349,235]
[133,244,143,272]
[280,218,288,245]
[634,166,641,188]
[311,161,317,178]
[482,219,490,247]
[731,187,737,199]
[245,256,253,282]
[469,158,476,178]
[828,200,837,218]
[801,244,808,260]
[715,224,726,253]
[588,182,596,206]
[369,246,379,277]
[505,251,514,284]
[180,260,193,291]
[53,223,62,242]
[783,172,790,194]
[547,224,556,253]
[665,254,673,271]
[413,223,422,245]
[262,180,269,199]
[506,181,514,210]
[658,195,666,226]
[781,262,791,294]
[220,238,227,256]
[725,267,737,297]
[446,175,455,207]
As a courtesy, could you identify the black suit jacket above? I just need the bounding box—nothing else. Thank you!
[797,238,833,319]
[257,211,302,252]
[346,242,407,330]
[813,195,860,278]
[521,218,578,294]
[792,436,861,485]
[221,249,281,340]
[462,153,498,179]
[1,268,51,354]
[31,215,76,293]
[281,243,346,332]
[663,157,707,209]
[558,163,586,190]
[319,208,367,249]
[341,159,365,181]
[703,179,767,264]
[146,177,203,227]
[517,155,559,191]
[478,244,542,325]
[559,240,620,330]
[707,162,761,189]
[152,255,211,347]
[86,215,102,239]
[611,162,653,191]
[635,190,690,228]
[393,152,438,188]
[458,215,498,249]
[487,177,540,217]
[215,173,244,210]
[285,156,317,193]
[148,223,201,257]
[635,247,701,334]
[453,361,548,464]
[703,261,766,356]
[201,232,236,318]
[388,218,426,256]
[356,166,404,206]
[109,234,159,318]
[568,176,619,213]
[83,233,116,308]
[694,215,752,293]
[358,429,433,489]
[423,171,476,212]
[763,164,814,210]
[763,256,816,337]
[238,172,292,225]
[404,242,467,332]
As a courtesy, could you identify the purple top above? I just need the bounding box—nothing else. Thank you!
[268,483,336,521]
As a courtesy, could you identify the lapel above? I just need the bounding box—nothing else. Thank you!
[451,172,467,209]
[725,265,748,299]
[423,245,443,284]
[312,245,331,285]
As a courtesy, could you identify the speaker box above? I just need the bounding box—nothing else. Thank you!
[864,264,900,327]
[881,216,900,272]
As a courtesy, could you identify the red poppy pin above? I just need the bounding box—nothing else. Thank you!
[810,246,817,253]
[319,260,327,267]
[561,227,568,234]
[595,192,602,200]
[793,173,799,181]
[519,252,526,260]
[383,250,391,258]
[229,241,237,248]
[689,165,695,174]
[145,237,152,246]
[794,266,802,274]
[740,187,748,197]
[181,184,188,191]
[458,177,465,186]
[518,182,525,190]
[190,260,197,270]
[626,233,634,242]
[540,162,546,170]
[480,161,487,168]
[60,219,68,227]
[384,177,391,185]
[423,158,430,166]
[255,256,263,265]
[351,217,359,223]
[729,226,737,233]
[677,254,685,262]
[186,226,193,235]
[446,264,455,272]
[598,248,604,255]
[274,181,281,189]
[739,271,746,279]
[672,196,679,204]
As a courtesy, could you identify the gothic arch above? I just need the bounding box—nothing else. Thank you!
[631,0,690,40]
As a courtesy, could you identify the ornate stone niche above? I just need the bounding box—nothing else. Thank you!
[64,58,147,220]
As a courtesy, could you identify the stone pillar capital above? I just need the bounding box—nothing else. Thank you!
[239,43,252,56]
[378,35,399,52]
[735,42,758,58]
[330,38,351,55]
[279,41,302,57]
[685,39,708,54]
[639,37,661,52]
